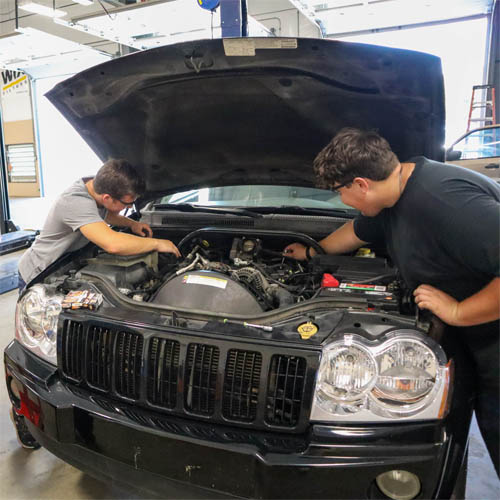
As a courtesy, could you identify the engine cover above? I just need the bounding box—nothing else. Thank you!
[153,270,264,315]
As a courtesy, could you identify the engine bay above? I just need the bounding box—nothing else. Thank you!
[76,229,414,317]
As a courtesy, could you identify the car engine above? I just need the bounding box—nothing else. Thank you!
[77,230,413,317]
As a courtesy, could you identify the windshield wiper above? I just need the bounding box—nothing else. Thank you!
[153,203,262,218]
[255,206,354,217]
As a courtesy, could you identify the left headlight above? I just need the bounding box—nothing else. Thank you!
[15,284,64,365]
[311,331,450,422]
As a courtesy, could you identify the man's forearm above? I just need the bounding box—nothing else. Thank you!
[314,221,366,256]
[106,213,134,228]
[414,278,499,327]
[106,231,159,255]
[456,277,500,326]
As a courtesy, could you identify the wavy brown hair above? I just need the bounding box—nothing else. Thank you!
[93,159,145,199]
[313,128,399,189]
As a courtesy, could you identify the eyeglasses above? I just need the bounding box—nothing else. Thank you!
[332,179,353,192]
[115,197,137,208]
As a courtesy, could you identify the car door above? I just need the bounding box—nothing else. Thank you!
[445,125,500,182]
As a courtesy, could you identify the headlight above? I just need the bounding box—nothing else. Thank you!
[312,331,450,422]
[317,343,377,403]
[15,284,64,365]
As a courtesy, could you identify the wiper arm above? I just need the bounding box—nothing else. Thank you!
[153,203,262,218]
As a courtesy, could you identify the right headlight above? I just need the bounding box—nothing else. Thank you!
[15,284,63,365]
[312,331,451,422]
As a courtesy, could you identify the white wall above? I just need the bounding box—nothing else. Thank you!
[34,76,102,199]
[9,74,102,230]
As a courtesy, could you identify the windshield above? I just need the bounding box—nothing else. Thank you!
[155,185,357,213]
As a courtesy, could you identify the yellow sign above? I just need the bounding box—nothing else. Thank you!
[2,75,26,92]
[297,322,318,340]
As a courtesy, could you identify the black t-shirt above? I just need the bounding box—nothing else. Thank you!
[353,156,500,302]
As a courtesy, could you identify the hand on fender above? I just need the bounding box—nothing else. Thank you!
[414,284,460,326]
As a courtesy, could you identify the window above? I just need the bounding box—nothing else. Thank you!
[448,126,500,160]
[6,143,37,183]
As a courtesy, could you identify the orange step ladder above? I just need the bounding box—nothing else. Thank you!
[467,84,496,132]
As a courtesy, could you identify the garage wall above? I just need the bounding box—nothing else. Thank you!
[0,70,41,198]
[8,75,102,230]
[33,76,101,199]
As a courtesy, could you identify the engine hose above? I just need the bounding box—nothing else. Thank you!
[175,254,200,276]
[269,286,294,307]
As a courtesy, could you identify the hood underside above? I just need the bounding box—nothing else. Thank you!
[47,37,445,199]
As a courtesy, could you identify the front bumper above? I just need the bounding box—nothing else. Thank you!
[5,340,471,499]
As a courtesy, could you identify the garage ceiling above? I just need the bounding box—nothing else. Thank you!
[310,0,494,36]
[0,0,495,74]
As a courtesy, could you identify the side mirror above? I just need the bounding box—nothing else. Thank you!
[445,149,462,161]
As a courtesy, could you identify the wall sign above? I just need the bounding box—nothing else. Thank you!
[1,70,32,122]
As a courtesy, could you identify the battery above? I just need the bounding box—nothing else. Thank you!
[318,281,398,311]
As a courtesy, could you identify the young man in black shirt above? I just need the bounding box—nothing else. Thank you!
[284,128,500,475]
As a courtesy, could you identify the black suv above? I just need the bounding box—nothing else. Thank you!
[5,37,472,499]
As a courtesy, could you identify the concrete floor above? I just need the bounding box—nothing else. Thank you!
[0,250,498,500]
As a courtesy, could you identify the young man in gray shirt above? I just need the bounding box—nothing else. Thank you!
[18,158,180,288]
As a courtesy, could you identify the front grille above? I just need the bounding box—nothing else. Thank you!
[266,355,307,426]
[87,326,114,390]
[223,349,262,422]
[115,332,143,399]
[147,337,180,408]
[61,320,85,381]
[60,319,314,430]
[184,343,219,415]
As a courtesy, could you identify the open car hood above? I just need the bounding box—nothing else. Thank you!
[46,37,445,200]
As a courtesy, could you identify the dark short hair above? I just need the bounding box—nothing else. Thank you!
[313,128,399,189]
[93,159,145,199]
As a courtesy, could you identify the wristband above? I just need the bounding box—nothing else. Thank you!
[305,246,312,261]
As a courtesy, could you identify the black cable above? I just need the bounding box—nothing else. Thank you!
[349,272,397,284]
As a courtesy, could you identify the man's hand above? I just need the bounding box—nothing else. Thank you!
[156,239,181,258]
[414,284,460,326]
[283,243,308,260]
[414,278,500,327]
[131,221,153,238]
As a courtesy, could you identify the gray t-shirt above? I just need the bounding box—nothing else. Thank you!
[19,178,107,283]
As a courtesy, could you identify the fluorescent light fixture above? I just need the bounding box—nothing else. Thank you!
[72,0,94,5]
[0,27,111,74]
[18,1,67,18]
